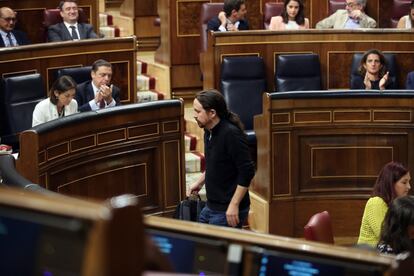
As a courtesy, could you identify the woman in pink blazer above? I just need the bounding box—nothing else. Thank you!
[269,0,309,30]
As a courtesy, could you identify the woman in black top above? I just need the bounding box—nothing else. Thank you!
[352,49,390,90]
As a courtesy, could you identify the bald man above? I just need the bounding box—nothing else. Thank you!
[0,7,30,47]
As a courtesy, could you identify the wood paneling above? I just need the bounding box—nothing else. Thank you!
[16,100,186,216]
[0,37,137,104]
[2,0,99,44]
[203,29,414,91]
[253,92,414,237]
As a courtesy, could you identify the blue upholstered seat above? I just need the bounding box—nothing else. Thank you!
[0,73,46,150]
[275,54,322,92]
[220,56,266,152]
[56,66,92,85]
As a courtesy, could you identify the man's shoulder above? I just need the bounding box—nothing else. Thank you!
[48,22,64,30]
[76,80,92,90]
[207,16,220,30]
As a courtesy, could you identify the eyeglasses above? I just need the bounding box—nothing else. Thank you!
[345,2,357,7]
[0,17,17,22]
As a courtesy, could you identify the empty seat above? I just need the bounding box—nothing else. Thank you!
[349,53,398,89]
[275,54,322,92]
[220,56,266,161]
[200,3,224,52]
[56,66,92,85]
[304,211,334,244]
[0,73,46,150]
[263,2,284,29]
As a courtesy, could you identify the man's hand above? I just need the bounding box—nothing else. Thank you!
[100,84,113,103]
[226,202,240,227]
[349,9,363,20]
[187,182,202,197]
[218,11,227,28]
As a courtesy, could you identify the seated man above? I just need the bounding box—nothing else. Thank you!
[47,0,97,42]
[316,0,376,29]
[207,0,248,32]
[0,7,30,47]
[75,59,121,112]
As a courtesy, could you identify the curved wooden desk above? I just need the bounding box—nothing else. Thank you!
[16,100,185,216]
[251,90,414,239]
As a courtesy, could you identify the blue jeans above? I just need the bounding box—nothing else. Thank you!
[198,205,249,228]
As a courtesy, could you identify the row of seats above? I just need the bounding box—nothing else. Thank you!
[0,67,92,150]
[218,53,399,162]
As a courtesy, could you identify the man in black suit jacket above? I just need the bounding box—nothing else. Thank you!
[75,59,121,112]
[207,0,249,32]
[47,0,97,42]
[0,7,30,47]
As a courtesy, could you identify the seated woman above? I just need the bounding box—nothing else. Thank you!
[358,162,411,247]
[351,49,394,90]
[32,75,78,126]
[378,196,414,254]
[397,0,414,29]
[269,0,309,30]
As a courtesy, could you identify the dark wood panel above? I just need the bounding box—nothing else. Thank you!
[16,101,185,216]
[253,92,414,237]
[0,37,137,104]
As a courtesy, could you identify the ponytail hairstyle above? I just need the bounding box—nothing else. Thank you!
[195,89,245,132]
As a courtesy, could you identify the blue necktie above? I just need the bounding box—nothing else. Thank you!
[6,32,14,47]
[70,26,79,40]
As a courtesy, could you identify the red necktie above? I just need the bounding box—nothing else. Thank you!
[99,99,105,108]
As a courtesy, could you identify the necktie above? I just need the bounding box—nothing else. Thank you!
[99,99,105,109]
[70,26,79,40]
[6,32,14,47]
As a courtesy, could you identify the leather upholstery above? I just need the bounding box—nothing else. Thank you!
[263,2,284,29]
[56,66,92,85]
[329,0,346,15]
[0,73,46,149]
[42,8,88,41]
[275,54,322,92]
[304,211,334,244]
[220,56,266,146]
[391,0,411,28]
[0,154,51,193]
[200,3,224,52]
[350,53,398,89]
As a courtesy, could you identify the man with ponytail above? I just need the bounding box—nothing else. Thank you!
[188,89,255,228]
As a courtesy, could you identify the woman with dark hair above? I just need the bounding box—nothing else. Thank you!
[269,0,309,30]
[351,49,393,90]
[358,162,411,247]
[378,196,414,254]
[397,0,414,29]
[32,75,78,126]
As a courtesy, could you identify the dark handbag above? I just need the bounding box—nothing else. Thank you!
[173,195,206,222]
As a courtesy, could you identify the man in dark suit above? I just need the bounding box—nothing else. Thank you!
[47,0,97,42]
[207,0,249,32]
[0,7,30,47]
[75,59,121,112]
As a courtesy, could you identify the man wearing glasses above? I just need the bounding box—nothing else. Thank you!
[0,7,30,47]
[316,0,376,29]
[47,0,97,42]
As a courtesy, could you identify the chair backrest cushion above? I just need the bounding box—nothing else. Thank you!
[220,56,266,131]
[303,211,334,244]
[1,74,46,144]
[56,66,92,85]
[200,3,224,52]
[391,0,411,28]
[263,2,284,29]
[275,54,322,92]
[350,53,398,89]
[329,0,346,15]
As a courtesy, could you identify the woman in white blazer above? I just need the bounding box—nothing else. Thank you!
[32,75,78,126]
